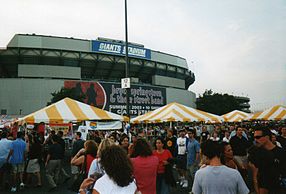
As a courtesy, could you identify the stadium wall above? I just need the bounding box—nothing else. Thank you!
[0,78,196,116]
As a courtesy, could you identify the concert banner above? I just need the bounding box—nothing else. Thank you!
[64,81,166,117]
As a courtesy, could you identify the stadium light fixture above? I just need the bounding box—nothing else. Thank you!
[124,0,130,121]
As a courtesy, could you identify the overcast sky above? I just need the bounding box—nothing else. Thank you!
[0,0,285,112]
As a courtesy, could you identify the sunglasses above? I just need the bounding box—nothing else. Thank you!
[254,135,264,139]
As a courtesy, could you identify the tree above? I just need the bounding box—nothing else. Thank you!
[47,87,86,105]
[196,89,240,115]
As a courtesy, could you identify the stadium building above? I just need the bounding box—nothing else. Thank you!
[0,34,196,117]
[234,96,251,113]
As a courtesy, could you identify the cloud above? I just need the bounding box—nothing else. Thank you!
[227,21,242,32]
[0,0,285,111]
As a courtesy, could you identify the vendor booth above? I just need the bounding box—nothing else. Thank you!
[18,97,124,124]
[222,110,250,122]
[247,105,286,121]
[16,98,124,138]
[131,102,224,123]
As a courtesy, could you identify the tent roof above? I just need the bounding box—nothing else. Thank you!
[18,97,123,124]
[131,102,224,123]
[222,110,250,122]
[247,105,286,121]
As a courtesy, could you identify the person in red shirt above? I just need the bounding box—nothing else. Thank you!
[131,138,159,194]
[153,137,173,194]
[37,122,45,138]
[71,140,98,175]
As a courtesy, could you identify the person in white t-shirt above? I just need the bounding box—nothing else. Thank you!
[271,133,282,148]
[176,129,188,188]
[222,131,231,143]
[80,145,136,194]
[210,131,220,142]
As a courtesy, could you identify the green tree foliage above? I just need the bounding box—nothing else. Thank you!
[196,89,240,115]
[47,87,86,105]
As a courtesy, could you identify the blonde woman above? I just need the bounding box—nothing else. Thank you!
[88,138,114,177]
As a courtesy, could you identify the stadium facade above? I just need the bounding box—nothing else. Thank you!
[234,96,251,113]
[0,34,196,117]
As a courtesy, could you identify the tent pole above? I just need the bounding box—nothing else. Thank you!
[145,122,148,139]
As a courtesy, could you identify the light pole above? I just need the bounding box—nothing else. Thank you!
[124,0,130,120]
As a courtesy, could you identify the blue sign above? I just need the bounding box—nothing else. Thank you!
[92,40,151,60]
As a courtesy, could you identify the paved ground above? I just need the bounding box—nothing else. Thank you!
[0,162,191,194]
[0,178,190,194]
[0,150,253,194]
[0,168,255,194]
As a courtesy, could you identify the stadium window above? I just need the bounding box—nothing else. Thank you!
[64,60,78,67]
[157,63,166,70]
[167,65,176,71]
[145,62,155,68]
[177,67,184,73]
[1,109,7,115]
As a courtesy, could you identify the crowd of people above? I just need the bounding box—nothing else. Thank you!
[0,122,285,194]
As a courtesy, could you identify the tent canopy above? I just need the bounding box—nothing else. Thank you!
[131,102,224,123]
[18,97,123,124]
[247,105,286,121]
[222,110,250,122]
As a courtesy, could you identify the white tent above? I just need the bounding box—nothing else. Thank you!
[247,105,286,121]
[131,102,224,123]
[222,110,250,122]
[18,97,123,124]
